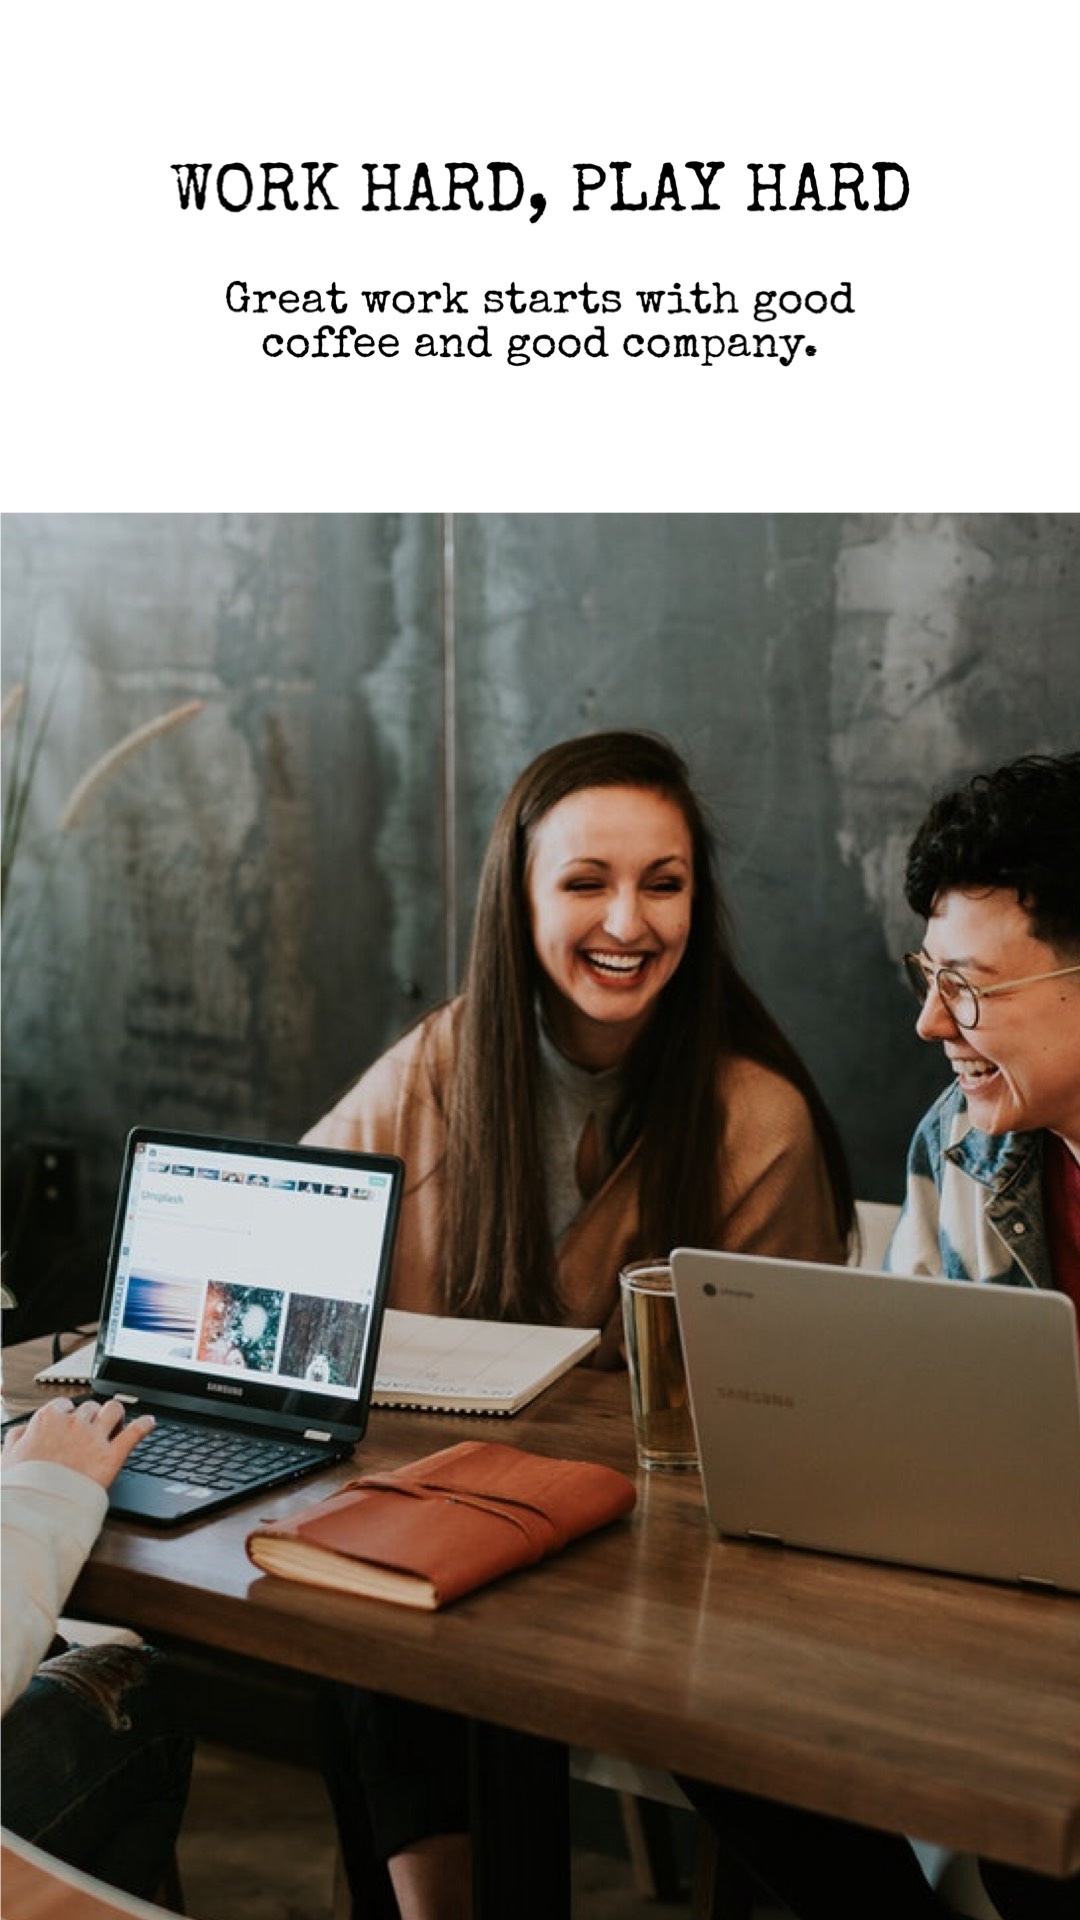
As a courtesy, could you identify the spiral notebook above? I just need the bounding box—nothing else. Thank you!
[36,1336,101,1386]
[370,1310,600,1414]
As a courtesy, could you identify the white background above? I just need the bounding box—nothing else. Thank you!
[3,1,1076,510]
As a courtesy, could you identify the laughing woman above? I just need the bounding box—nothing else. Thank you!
[303,729,854,1920]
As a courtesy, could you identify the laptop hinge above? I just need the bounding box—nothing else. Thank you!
[1016,1574,1059,1591]
[745,1529,784,1546]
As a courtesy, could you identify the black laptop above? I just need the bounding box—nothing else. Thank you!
[81,1127,403,1526]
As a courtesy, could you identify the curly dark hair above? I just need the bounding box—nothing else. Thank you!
[904,752,1080,953]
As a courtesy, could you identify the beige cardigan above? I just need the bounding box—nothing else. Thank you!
[304,1001,845,1366]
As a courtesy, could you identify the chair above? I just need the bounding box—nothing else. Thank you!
[2,1827,184,1920]
[851,1198,902,1269]
[569,1749,757,1918]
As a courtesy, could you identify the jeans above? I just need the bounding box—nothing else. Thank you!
[1,1640,193,1900]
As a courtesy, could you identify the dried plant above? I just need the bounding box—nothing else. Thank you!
[1,680,204,912]
[57,700,205,833]
[0,685,26,731]
[2,670,63,913]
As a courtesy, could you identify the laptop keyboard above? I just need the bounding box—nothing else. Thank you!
[123,1421,321,1491]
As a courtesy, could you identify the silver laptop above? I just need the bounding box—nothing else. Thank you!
[81,1127,402,1526]
[671,1248,1080,1593]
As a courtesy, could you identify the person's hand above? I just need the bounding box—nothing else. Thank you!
[2,1396,155,1489]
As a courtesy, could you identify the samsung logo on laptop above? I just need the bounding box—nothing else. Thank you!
[716,1385,795,1409]
[207,1379,244,1398]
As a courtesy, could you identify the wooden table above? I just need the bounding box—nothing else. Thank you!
[6,1345,1080,1909]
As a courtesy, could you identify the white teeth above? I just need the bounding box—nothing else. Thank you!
[585,952,645,976]
[953,1060,997,1081]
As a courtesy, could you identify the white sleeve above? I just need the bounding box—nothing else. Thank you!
[1,1461,108,1715]
[884,1168,947,1276]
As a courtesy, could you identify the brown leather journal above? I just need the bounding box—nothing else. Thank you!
[246,1439,637,1609]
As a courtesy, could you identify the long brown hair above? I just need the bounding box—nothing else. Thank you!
[438,731,854,1318]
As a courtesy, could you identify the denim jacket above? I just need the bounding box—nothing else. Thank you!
[885,1081,1052,1292]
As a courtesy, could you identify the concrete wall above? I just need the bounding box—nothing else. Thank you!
[3,513,1078,1332]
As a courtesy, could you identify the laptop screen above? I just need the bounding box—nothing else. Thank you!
[92,1128,403,1433]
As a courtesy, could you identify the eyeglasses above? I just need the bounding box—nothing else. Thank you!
[902,953,1080,1030]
